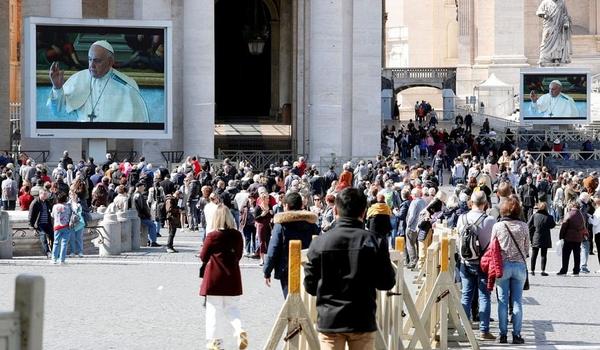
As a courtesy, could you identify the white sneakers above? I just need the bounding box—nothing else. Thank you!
[206,339,223,350]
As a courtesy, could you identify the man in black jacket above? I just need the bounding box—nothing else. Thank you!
[304,188,395,349]
[264,192,319,298]
[28,189,54,258]
[133,182,160,247]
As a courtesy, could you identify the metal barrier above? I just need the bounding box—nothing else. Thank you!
[527,151,599,167]
[216,149,297,171]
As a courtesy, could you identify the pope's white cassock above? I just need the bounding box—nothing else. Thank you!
[47,68,149,123]
[530,92,579,118]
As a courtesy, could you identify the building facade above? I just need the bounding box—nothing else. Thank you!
[0,0,383,165]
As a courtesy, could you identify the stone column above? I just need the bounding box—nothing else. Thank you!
[351,0,381,157]
[183,0,214,158]
[0,0,9,151]
[488,0,528,88]
[133,0,173,165]
[117,210,131,252]
[48,0,83,163]
[279,0,292,110]
[308,0,346,160]
[456,0,475,97]
[99,212,121,256]
[270,19,280,118]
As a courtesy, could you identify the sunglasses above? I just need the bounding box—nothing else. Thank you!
[313,198,321,201]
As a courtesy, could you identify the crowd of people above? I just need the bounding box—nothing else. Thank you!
[2,118,599,348]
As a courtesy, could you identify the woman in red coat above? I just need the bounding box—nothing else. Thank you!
[199,204,247,350]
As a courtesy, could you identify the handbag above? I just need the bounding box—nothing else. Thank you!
[504,223,530,290]
[199,262,206,278]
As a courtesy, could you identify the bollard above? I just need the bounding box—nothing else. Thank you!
[99,213,121,256]
[128,210,141,251]
[0,210,13,259]
[15,274,45,350]
[440,237,449,272]
[288,240,301,294]
[117,211,131,252]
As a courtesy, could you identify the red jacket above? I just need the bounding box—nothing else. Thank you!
[480,238,503,291]
[199,228,244,296]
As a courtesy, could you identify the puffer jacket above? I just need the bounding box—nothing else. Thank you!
[480,237,503,291]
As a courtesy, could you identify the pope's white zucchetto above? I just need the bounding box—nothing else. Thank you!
[91,40,114,54]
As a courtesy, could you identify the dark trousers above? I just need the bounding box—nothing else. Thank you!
[524,206,534,220]
[596,234,600,265]
[559,241,581,274]
[280,278,288,299]
[531,247,548,272]
[2,200,16,210]
[465,123,472,134]
[37,223,54,254]
[590,232,595,255]
[167,222,177,248]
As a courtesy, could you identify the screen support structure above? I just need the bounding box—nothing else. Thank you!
[88,139,107,165]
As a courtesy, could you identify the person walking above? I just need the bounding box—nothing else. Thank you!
[199,204,247,350]
[303,188,396,350]
[255,189,274,266]
[50,192,73,265]
[491,195,530,345]
[132,182,160,247]
[558,201,588,276]
[527,202,555,276]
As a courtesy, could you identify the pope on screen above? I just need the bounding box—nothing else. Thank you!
[46,40,150,123]
[529,79,579,118]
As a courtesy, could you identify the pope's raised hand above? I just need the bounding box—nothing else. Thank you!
[49,61,64,89]
[530,90,538,103]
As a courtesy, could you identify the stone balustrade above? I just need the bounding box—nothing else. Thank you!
[0,209,143,259]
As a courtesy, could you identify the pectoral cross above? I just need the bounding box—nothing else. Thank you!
[88,112,97,122]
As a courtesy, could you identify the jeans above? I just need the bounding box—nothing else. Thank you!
[242,225,256,255]
[2,200,16,210]
[581,240,590,270]
[559,241,581,274]
[231,209,240,230]
[205,296,243,347]
[154,220,161,236]
[52,227,72,263]
[140,218,158,243]
[69,228,84,255]
[436,168,443,185]
[496,261,527,337]
[389,215,399,242]
[459,263,491,332]
[187,200,199,230]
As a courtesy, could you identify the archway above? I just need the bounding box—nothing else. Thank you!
[396,86,443,120]
[215,0,273,122]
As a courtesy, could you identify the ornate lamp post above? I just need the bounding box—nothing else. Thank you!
[244,0,269,55]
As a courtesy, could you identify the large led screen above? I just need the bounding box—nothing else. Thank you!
[520,68,590,125]
[24,17,172,139]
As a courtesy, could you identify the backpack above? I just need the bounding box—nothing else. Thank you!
[2,180,15,198]
[537,180,550,201]
[458,213,487,261]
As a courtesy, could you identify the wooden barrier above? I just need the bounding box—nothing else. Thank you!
[265,223,481,349]
[263,241,319,350]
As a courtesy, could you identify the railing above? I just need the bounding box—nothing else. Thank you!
[383,67,457,91]
[160,151,185,170]
[527,150,600,167]
[455,105,526,130]
[1,150,50,164]
[108,151,138,162]
[216,149,296,171]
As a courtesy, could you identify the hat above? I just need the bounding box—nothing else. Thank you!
[554,138,561,144]
[91,40,114,54]
[136,182,145,187]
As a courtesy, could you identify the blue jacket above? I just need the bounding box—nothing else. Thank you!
[263,210,319,280]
